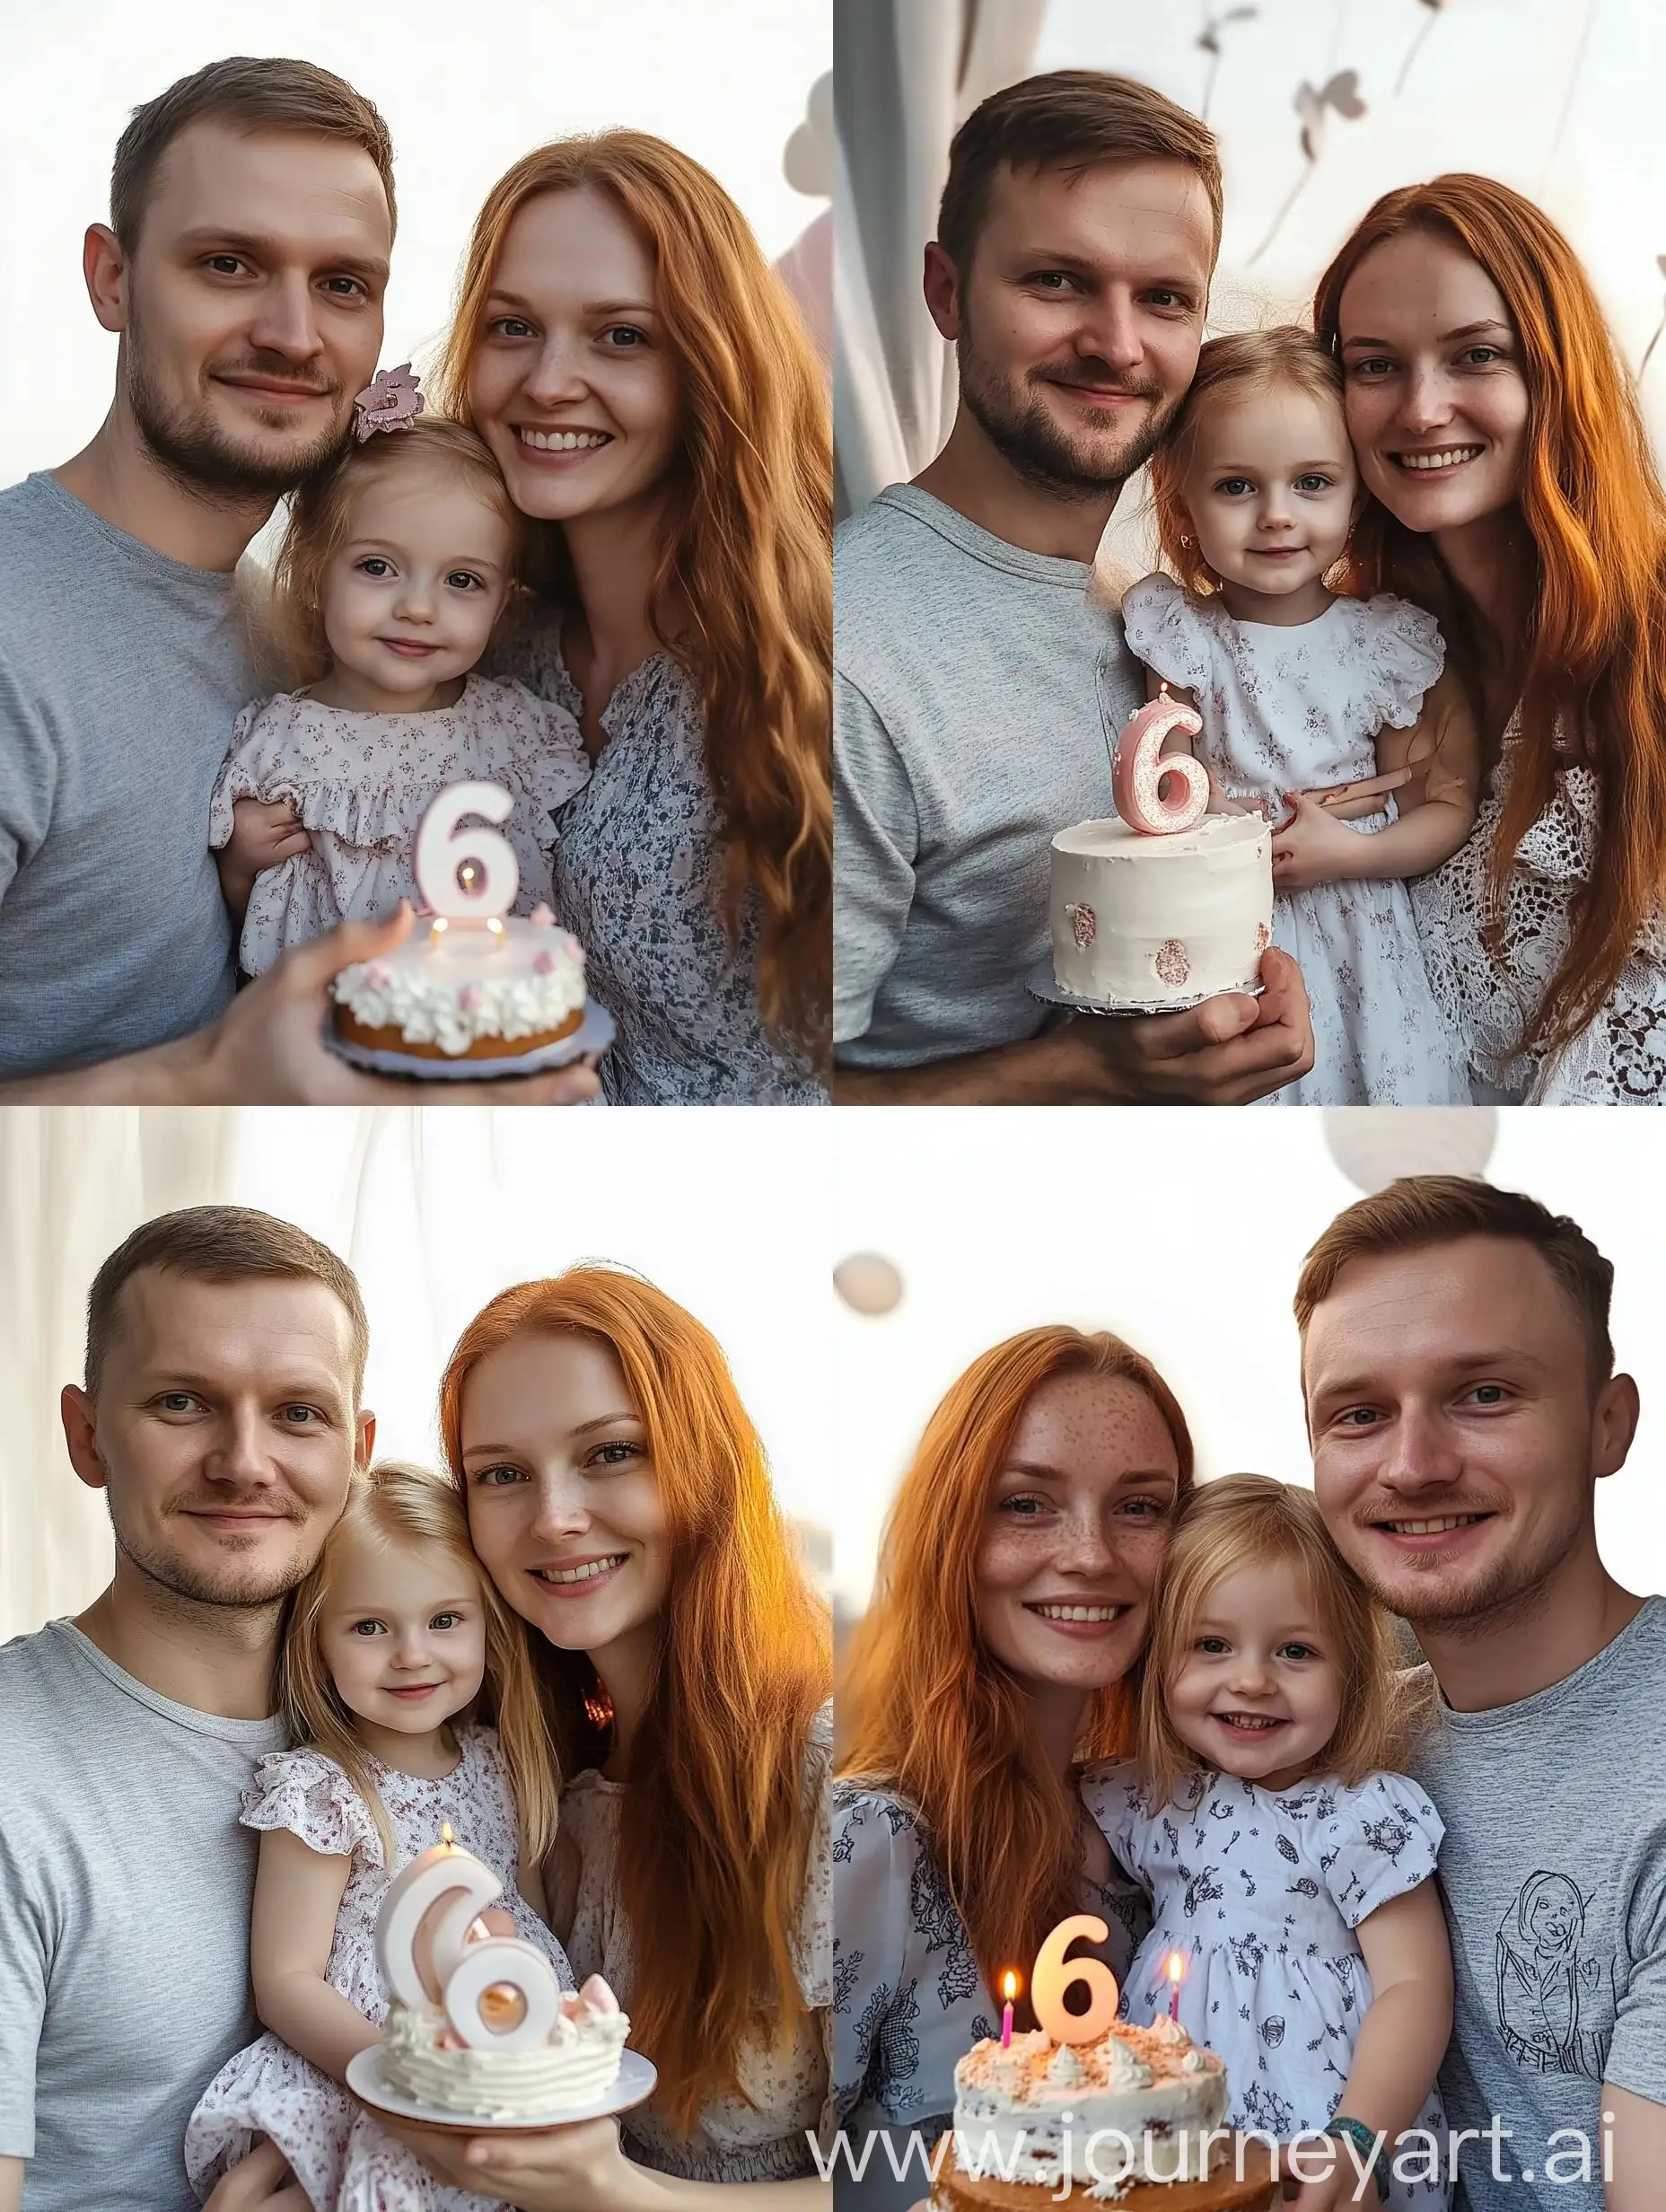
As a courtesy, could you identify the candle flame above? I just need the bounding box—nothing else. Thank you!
[441,1821,455,1848]
[1002,1970,1019,2002]
[487,917,505,941]
[1166,1951,1186,1984]
[429,916,449,944]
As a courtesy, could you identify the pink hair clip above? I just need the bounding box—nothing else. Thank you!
[353,362,425,443]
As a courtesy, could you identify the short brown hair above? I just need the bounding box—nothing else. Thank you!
[1149,326,1346,596]
[1294,1175,1615,1388]
[86,1205,370,1400]
[937,70,1223,276]
[1137,1474,1427,1809]
[110,56,396,256]
[272,417,523,684]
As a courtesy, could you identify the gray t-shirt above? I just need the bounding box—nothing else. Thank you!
[0,472,255,1076]
[0,1619,286,2210]
[833,484,1142,1068]
[1410,1596,1666,2211]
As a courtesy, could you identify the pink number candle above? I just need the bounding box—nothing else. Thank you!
[1111,689,1209,836]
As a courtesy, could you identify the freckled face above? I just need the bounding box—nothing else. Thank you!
[975,1373,1180,1694]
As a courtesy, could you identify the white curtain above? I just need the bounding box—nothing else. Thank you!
[835,0,1048,518]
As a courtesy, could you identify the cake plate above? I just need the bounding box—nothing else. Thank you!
[930,2129,1278,2211]
[327,999,616,1083]
[1026,958,1264,1020]
[346,2043,656,2137]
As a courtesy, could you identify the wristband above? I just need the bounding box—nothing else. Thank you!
[1325,2116,1387,2202]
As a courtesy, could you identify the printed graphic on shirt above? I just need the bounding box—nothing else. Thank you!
[1495,1870,1615,2080]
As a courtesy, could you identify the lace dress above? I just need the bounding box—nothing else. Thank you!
[1121,575,1470,1106]
[209,675,589,974]
[184,1727,574,2212]
[833,1777,1151,2212]
[1080,1763,1450,2212]
[491,623,826,1105]
[1410,726,1666,1102]
[557,1702,832,2181]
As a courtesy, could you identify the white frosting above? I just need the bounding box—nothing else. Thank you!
[332,914,586,1057]
[381,1995,629,2119]
[1050,812,1273,1006]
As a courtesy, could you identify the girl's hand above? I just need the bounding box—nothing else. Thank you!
[203,2139,311,2211]
[1271,790,1368,891]
[379,2112,653,2212]
[230,796,311,876]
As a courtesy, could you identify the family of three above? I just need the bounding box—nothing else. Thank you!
[834,1174,1666,2210]
[833,68,1666,1105]
[0,56,830,1106]
[0,1207,833,2211]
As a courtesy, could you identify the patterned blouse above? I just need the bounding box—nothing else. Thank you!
[832,1778,1150,2212]
[493,619,826,1105]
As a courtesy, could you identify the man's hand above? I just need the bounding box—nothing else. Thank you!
[202,2139,311,2211]
[215,797,311,917]
[1089,944,1314,1103]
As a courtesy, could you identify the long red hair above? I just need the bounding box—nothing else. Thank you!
[1315,174,1666,1059]
[439,1268,829,2134]
[434,133,830,1065]
[837,1327,1194,2017]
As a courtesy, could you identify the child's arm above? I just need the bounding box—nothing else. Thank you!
[1287,1878,1452,2210]
[215,799,311,924]
[248,1826,380,2085]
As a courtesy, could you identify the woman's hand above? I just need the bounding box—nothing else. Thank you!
[1271,791,1371,891]
[379,2112,655,2212]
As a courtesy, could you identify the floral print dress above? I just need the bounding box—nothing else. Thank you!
[184,1727,574,2212]
[1080,1761,1450,2212]
[833,1778,1150,2212]
[1121,574,1470,1106]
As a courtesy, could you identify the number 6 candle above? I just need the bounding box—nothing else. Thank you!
[1030,1914,1122,2044]
[375,1822,564,2050]
[414,782,519,947]
[1110,689,1210,836]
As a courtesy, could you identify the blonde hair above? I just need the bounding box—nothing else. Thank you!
[277,1462,558,1868]
[1147,327,1348,599]
[1136,1474,1424,1810]
[271,417,524,686]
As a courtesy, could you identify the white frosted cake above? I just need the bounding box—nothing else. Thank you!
[942,2017,1230,2200]
[1049,814,1273,1008]
[381,1973,630,2120]
[331,907,588,1066]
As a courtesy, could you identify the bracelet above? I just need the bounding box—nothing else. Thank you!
[1325,2116,1388,2202]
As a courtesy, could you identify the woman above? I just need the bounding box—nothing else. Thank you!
[834,1327,1193,2211]
[396,1266,832,2208]
[1311,174,1666,1102]
[434,133,830,1105]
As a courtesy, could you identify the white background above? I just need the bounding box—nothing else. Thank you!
[0,0,830,488]
[833,1110,1666,1611]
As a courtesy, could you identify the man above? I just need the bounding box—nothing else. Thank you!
[833,70,1313,1102]
[0,57,593,1106]
[0,1207,376,2211]
[1298,1176,1666,2211]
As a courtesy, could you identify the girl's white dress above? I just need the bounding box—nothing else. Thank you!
[185,1725,574,2212]
[1081,1762,1450,2212]
[210,674,590,975]
[1121,574,1470,1105]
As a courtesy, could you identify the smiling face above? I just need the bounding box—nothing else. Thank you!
[974,1372,1180,1696]
[940,157,1211,496]
[319,456,516,701]
[1337,227,1530,540]
[117,121,390,496]
[467,186,680,528]
[1164,1555,1344,1791]
[64,1268,372,1609]
[1179,377,1356,617]
[1304,1236,1632,1628]
[317,1523,487,1739]
[460,1331,671,1674]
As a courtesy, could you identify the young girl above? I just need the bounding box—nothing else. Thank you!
[1083,1477,1452,2212]
[1125,326,1478,1104]
[213,383,590,974]
[184,1462,574,2212]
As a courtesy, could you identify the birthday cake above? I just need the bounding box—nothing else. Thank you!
[1050,693,1273,1010]
[380,1972,631,2122]
[330,905,589,1065]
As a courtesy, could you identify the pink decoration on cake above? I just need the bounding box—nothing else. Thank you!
[458,984,484,1013]
[533,948,558,975]
[1154,938,1191,988]
[530,902,555,927]
[1111,689,1209,836]
[561,933,586,963]
[1065,901,1096,951]
[1255,921,1271,953]
[364,963,391,991]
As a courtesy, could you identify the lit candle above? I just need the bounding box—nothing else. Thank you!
[375,1821,501,2009]
[414,782,520,929]
[1000,1970,1018,2049]
[1030,1915,1120,2044]
[1165,1950,1187,2022]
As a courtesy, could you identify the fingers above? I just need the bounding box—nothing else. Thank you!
[269,902,416,993]
[203,2139,290,2208]
[1130,993,1258,1063]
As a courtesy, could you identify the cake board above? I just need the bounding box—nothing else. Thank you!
[930,2132,1278,2212]
[346,2043,656,2137]
[1026,959,1264,1021]
[326,999,615,1082]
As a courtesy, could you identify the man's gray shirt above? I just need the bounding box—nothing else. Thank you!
[0,473,255,1076]
[0,1620,286,2209]
[1410,1595,1666,2210]
[833,484,1141,1068]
